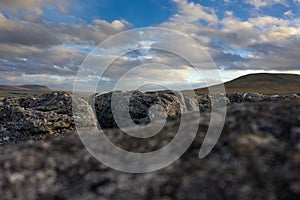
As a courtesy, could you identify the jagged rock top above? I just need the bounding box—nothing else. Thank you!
[0,92,74,144]
[0,91,299,145]
[2,91,72,114]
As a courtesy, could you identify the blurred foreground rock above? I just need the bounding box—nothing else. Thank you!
[0,98,299,200]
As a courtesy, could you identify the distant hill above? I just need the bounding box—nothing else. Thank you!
[0,85,51,91]
[0,85,52,97]
[193,73,300,95]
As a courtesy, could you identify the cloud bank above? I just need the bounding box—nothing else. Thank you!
[0,0,299,90]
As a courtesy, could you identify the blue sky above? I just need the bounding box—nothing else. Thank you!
[39,0,300,26]
[0,0,300,90]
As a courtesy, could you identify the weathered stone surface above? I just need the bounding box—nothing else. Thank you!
[226,93,244,104]
[209,93,230,107]
[1,91,299,145]
[0,99,299,200]
[84,91,300,131]
[28,92,73,114]
[1,92,72,114]
[227,93,299,104]
[184,96,199,111]
[0,92,75,144]
[94,90,194,129]
[242,93,268,102]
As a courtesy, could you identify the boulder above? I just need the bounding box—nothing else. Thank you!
[93,90,185,129]
[287,94,300,100]
[184,96,199,111]
[0,92,75,145]
[226,93,243,104]
[242,93,268,102]
[269,94,282,101]
[209,93,230,107]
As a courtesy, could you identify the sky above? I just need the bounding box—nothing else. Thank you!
[0,0,300,90]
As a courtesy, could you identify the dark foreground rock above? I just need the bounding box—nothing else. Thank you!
[93,90,200,129]
[0,99,299,200]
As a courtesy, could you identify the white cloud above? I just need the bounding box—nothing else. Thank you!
[1,0,300,89]
[0,11,130,89]
[245,0,287,9]
[223,0,232,4]
[0,0,69,16]
[170,0,218,25]
[159,0,300,74]
[284,10,295,17]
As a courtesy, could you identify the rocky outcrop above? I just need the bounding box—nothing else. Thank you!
[1,91,299,145]
[0,99,299,200]
[93,90,199,129]
[0,92,75,145]
[242,92,267,102]
[227,92,299,104]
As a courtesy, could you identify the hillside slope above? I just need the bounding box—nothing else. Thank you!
[0,85,51,97]
[194,73,300,95]
[0,85,50,91]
